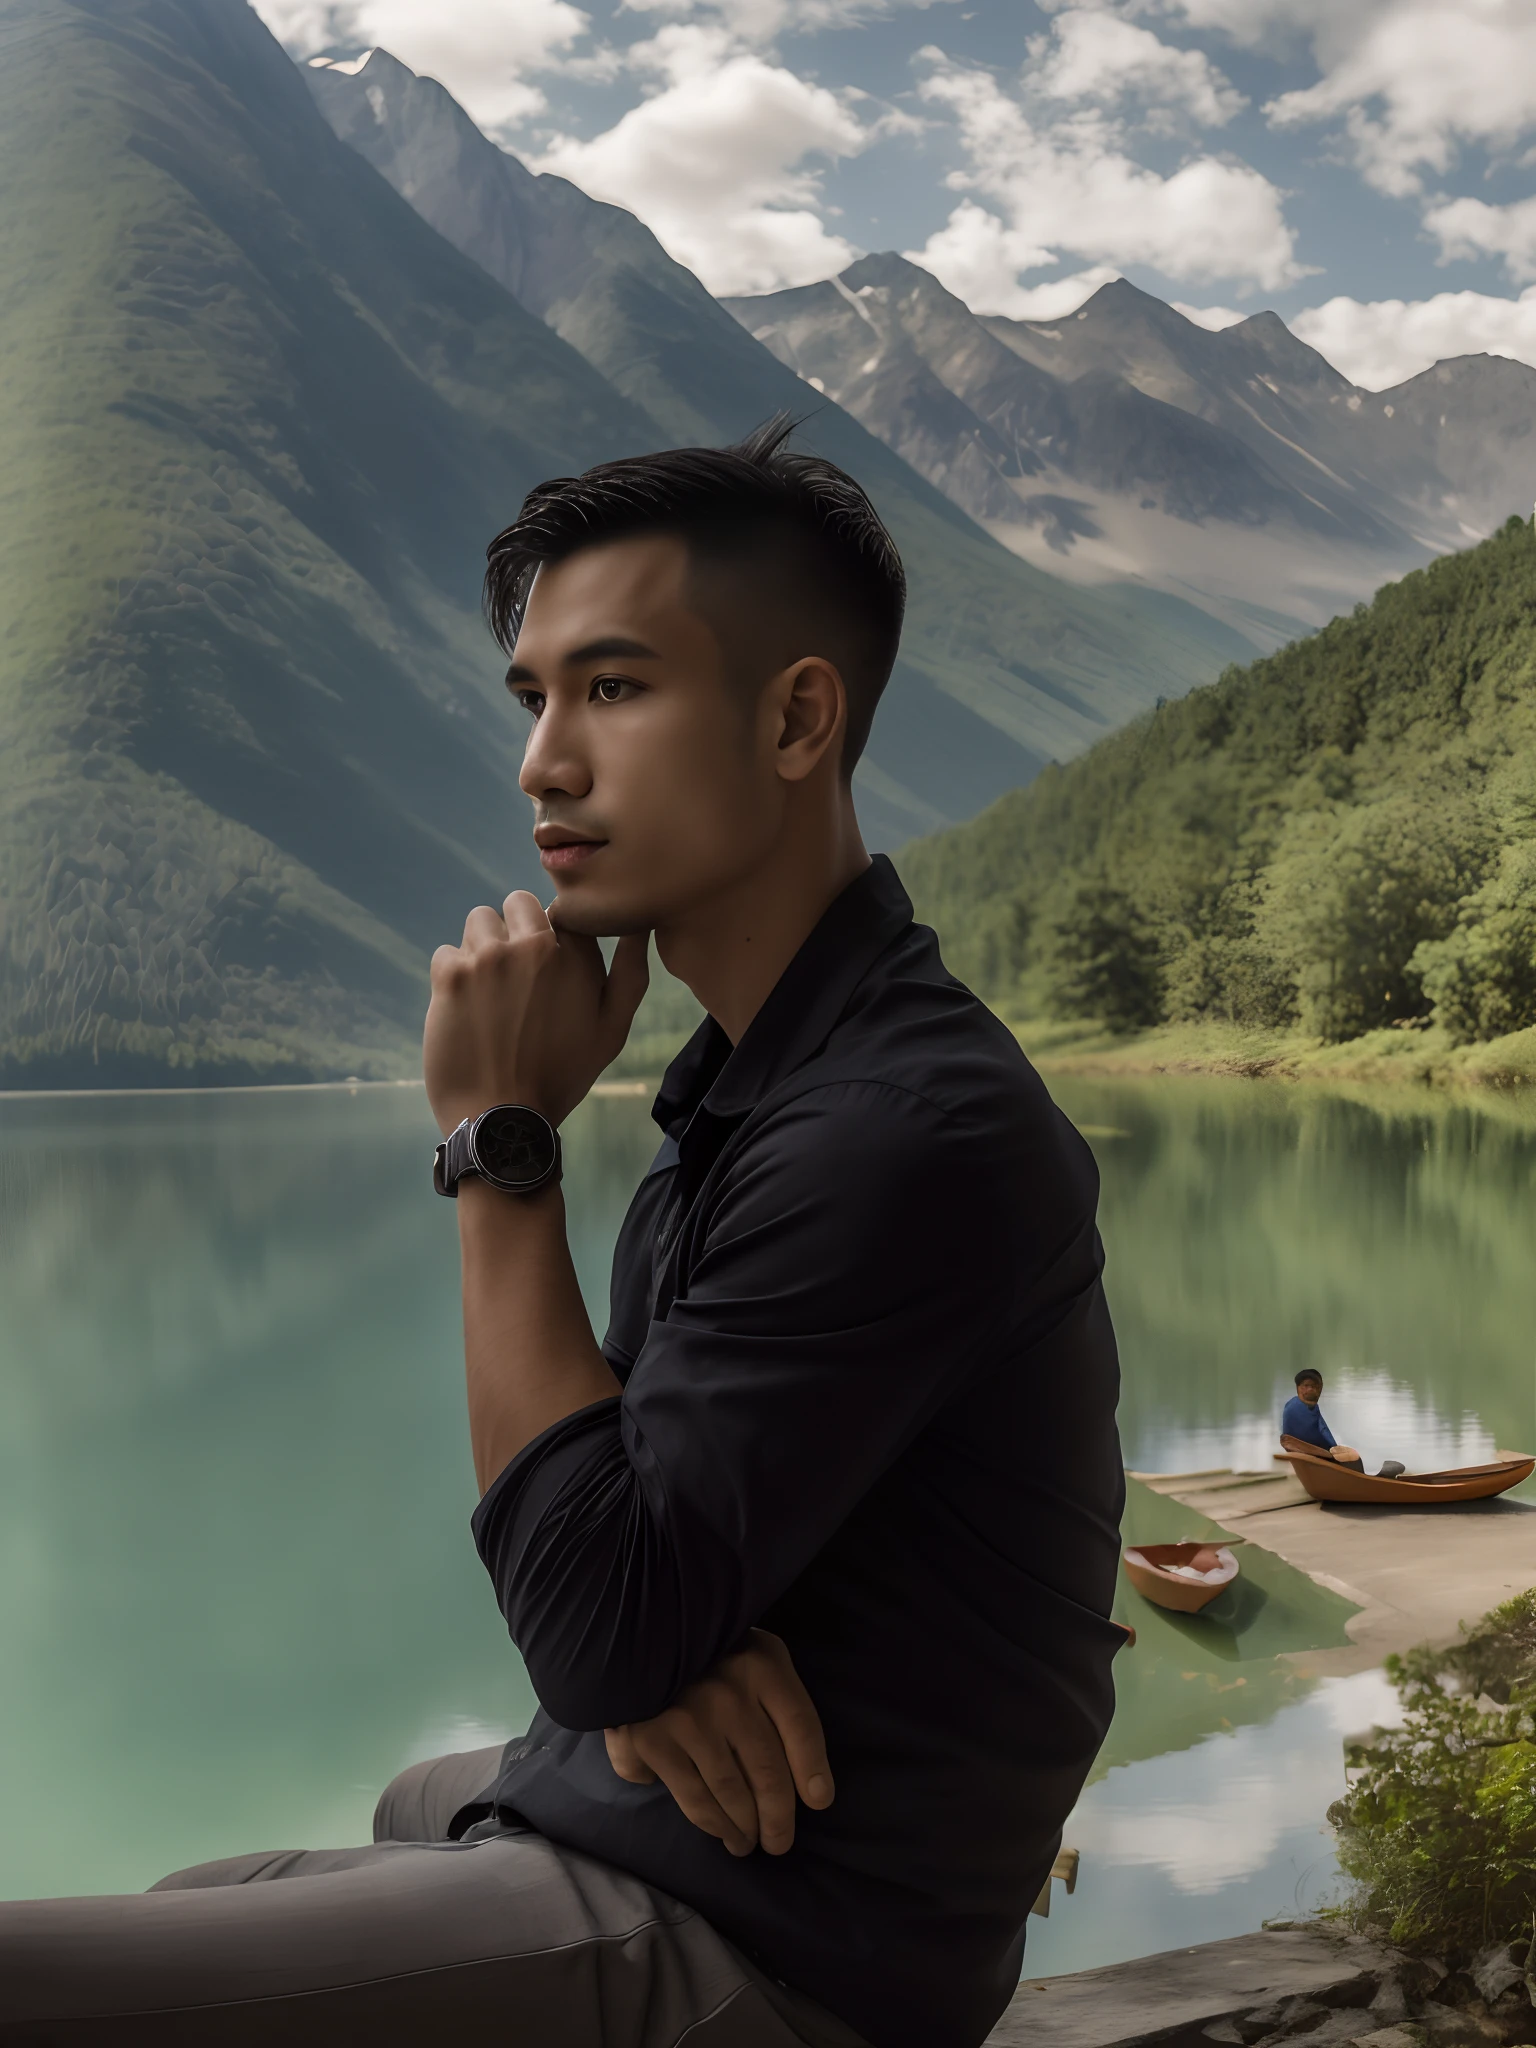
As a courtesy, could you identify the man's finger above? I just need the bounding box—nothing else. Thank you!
[429,944,464,990]
[461,904,509,948]
[604,1726,656,1786]
[633,1733,754,1856]
[729,1705,801,1855]
[759,1667,835,1811]
[659,1720,762,1849]
[501,889,552,938]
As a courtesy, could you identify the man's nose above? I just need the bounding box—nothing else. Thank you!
[519,701,593,802]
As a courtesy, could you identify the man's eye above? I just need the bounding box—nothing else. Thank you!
[514,690,544,717]
[592,675,638,704]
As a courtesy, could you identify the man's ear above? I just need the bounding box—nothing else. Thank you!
[770,657,845,784]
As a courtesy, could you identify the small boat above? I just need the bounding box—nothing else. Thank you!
[1278,1436,1535,1505]
[1123,1540,1239,1613]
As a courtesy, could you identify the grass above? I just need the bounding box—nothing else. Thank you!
[1007,1011,1536,1092]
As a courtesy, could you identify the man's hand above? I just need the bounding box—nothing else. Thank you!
[604,1630,834,1857]
[424,893,649,1134]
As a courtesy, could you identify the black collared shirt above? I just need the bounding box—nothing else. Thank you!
[464,857,1124,2048]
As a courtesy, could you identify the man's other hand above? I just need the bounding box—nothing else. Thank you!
[424,894,649,1134]
[604,1630,834,1857]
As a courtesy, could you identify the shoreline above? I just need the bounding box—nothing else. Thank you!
[7,1013,1536,1105]
[1014,1015,1536,1097]
[0,1077,657,1102]
[1130,1465,1536,1678]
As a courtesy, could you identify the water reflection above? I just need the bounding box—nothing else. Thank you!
[1024,1669,1402,1977]
[1,1074,1533,1963]
[1053,1077,1536,1483]
[0,1085,655,1899]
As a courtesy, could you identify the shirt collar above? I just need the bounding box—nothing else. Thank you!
[651,854,915,1135]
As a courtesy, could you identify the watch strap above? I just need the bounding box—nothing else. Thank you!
[433,1106,562,1198]
[433,1117,477,1197]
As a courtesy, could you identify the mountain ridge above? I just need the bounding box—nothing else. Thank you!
[306,47,1257,842]
[727,259,1536,646]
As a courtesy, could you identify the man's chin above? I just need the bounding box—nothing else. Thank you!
[547,885,652,941]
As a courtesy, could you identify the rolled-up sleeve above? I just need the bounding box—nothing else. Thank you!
[471,1078,1078,1730]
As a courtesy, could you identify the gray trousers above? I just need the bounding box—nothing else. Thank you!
[0,1745,865,2047]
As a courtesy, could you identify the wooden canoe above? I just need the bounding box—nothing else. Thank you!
[1123,1541,1239,1613]
[1278,1437,1535,1504]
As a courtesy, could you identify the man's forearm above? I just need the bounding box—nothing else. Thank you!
[458,1179,622,1494]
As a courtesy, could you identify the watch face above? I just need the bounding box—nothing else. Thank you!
[470,1105,558,1191]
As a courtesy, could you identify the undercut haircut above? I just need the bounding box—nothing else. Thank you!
[1295,1370,1323,1387]
[483,416,906,773]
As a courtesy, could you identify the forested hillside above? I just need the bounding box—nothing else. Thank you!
[0,0,664,1085]
[900,517,1536,1051]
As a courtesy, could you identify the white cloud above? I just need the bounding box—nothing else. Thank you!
[253,0,589,127]
[1423,193,1536,286]
[620,0,962,39]
[535,28,867,294]
[1172,299,1248,329]
[1263,2,1536,199]
[907,52,1307,318]
[1291,286,1536,389]
[1097,2,1536,201]
[904,200,1120,317]
[1029,10,1246,130]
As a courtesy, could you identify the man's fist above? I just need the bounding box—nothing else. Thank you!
[423,893,649,1135]
[604,1630,834,1857]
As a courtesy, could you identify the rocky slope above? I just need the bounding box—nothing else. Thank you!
[726,259,1536,652]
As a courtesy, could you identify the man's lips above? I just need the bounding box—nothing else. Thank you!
[536,835,607,872]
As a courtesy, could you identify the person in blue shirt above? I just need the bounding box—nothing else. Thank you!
[1281,1371,1404,1477]
[1282,1370,1338,1451]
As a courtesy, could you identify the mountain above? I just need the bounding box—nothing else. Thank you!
[726,261,1536,651]
[898,516,1536,1054]
[305,48,1254,845]
[980,279,1536,551]
[0,0,659,1084]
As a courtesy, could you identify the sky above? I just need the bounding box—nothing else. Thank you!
[255,0,1536,390]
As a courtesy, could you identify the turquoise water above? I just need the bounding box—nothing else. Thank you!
[2,1075,1533,1972]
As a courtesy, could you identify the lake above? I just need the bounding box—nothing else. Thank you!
[3,1074,1534,1975]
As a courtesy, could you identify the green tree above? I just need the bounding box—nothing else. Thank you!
[1248,795,1489,1041]
[1415,843,1536,1043]
[1038,881,1162,1032]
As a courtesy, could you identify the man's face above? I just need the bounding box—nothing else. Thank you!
[510,534,784,936]
[1297,1379,1322,1406]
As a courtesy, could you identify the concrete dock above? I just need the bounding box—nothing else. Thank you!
[1130,1463,1536,1674]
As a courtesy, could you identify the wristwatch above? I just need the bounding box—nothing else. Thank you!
[433,1104,562,1198]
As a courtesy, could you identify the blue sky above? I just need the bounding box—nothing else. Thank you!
[259,0,1536,388]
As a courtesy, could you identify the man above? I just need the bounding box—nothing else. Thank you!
[0,423,1124,2047]
[1282,1370,1339,1453]
[1281,1371,1402,1477]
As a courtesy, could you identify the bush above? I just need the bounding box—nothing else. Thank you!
[1330,1590,1536,1955]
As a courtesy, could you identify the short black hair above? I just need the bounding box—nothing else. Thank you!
[1295,1370,1323,1387]
[483,416,905,772]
